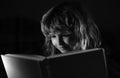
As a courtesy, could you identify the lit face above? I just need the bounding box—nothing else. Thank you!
[50,30,73,53]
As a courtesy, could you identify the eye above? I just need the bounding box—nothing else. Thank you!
[50,34,57,38]
[51,35,56,38]
[62,32,71,37]
[62,34,70,37]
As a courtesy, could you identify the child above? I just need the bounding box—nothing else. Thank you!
[40,2,101,56]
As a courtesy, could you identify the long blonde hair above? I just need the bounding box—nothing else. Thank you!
[41,2,101,56]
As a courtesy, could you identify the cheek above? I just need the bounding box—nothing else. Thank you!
[51,38,58,47]
[63,37,69,45]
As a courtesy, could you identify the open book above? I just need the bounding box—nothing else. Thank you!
[1,48,108,78]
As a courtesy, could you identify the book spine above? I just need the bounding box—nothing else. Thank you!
[40,59,53,78]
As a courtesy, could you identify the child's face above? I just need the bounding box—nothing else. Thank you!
[50,30,73,53]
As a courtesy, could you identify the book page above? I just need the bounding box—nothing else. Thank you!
[4,54,46,61]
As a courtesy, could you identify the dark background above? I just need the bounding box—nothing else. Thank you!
[0,0,120,78]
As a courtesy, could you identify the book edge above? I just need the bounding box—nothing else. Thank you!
[2,54,46,61]
[47,48,103,59]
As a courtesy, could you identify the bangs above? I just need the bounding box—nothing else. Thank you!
[47,12,81,34]
[41,5,83,37]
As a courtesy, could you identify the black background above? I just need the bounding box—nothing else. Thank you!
[0,0,120,78]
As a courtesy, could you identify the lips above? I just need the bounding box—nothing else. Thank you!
[57,45,63,49]
[57,45,71,53]
[58,47,67,53]
[59,45,66,49]
[59,46,69,51]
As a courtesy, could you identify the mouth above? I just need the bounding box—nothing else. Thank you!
[58,46,69,52]
[59,47,65,50]
[57,45,72,53]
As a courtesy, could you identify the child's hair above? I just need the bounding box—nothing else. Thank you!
[40,2,102,56]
